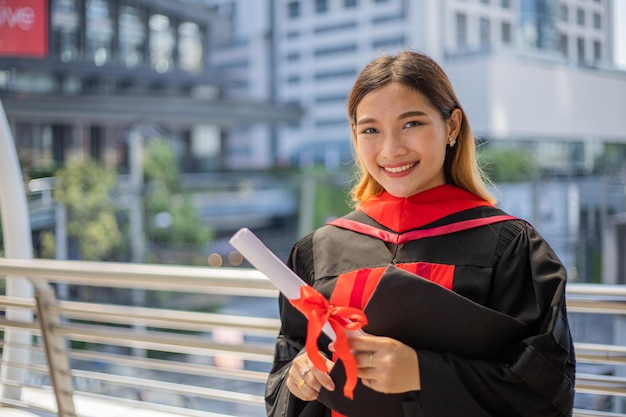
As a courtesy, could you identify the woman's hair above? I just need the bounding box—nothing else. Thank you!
[347,50,495,205]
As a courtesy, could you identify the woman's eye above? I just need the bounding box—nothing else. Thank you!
[361,127,377,134]
[404,120,422,128]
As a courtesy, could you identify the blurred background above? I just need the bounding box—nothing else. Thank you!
[1,0,625,283]
[0,1,626,415]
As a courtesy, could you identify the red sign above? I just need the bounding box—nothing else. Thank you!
[0,0,48,57]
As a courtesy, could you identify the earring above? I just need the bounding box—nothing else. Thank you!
[449,138,457,147]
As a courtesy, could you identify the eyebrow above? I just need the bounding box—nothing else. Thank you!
[356,110,429,125]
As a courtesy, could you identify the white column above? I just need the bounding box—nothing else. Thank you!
[0,100,34,400]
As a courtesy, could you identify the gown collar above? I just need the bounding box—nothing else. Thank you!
[358,184,493,233]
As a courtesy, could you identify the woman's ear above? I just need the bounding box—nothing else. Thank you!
[447,108,462,140]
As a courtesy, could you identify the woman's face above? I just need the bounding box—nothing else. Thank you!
[354,82,461,198]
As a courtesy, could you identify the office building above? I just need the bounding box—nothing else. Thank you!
[0,0,300,176]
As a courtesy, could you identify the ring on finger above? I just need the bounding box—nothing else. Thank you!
[301,367,311,377]
[297,379,306,390]
[368,352,373,368]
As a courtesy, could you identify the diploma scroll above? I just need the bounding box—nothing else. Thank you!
[230,227,367,340]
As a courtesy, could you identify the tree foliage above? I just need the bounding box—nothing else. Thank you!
[593,143,626,175]
[303,168,353,229]
[39,139,212,264]
[51,159,122,260]
[143,139,213,248]
[478,147,538,183]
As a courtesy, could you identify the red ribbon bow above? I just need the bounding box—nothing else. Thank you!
[290,285,368,399]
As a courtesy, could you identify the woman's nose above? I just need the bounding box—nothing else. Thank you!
[380,132,408,158]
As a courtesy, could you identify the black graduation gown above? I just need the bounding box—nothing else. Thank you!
[265,189,575,417]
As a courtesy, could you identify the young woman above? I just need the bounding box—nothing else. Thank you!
[265,51,575,417]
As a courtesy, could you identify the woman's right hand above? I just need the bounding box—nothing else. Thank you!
[287,352,336,401]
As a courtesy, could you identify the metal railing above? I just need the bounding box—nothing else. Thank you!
[0,258,279,417]
[0,257,624,416]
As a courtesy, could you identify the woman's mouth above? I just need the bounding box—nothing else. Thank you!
[382,162,417,174]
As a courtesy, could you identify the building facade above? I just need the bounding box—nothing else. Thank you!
[0,0,300,176]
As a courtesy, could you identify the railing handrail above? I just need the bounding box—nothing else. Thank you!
[0,257,278,296]
[567,284,626,298]
[1,257,623,298]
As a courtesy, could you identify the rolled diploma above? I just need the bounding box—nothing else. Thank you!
[230,227,365,340]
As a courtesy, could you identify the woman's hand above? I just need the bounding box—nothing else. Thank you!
[287,351,336,401]
[345,334,421,394]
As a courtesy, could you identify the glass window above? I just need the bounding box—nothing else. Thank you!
[501,0,511,8]
[371,36,405,49]
[51,0,81,62]
[345,0,358,7]
[315,93,347,103]
[314,68,357,80]
[85,0,114,66]
[118,3,146,67]
[286,51,300,61]
[149,14,175,73]
[559,34,568,58]
[456,13,467,49]
[576,8,585,26]
[316,0,328,13]
[593,12,601,30]
[179,22,204,73]
[593,40,602,61]
[314,43,357,57]
[560,5,568,22]
[502,21,512,44]
[287,74,301,84]
[577,37,585,63]
[480,17,490,48]
[287,1,300,18]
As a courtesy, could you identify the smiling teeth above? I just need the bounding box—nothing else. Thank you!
[384,163,416,173]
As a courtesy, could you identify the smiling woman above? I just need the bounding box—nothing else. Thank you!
[265,51,576,417]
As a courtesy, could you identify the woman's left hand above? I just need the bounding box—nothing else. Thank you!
[341,334,421,394]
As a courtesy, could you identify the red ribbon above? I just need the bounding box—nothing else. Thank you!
[290,285,368,399]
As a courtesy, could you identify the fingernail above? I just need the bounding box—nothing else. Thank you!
[326,382,335,391]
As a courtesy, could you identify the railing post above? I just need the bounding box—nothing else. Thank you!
[615,315,626,414]
[35,284,77,417]
[0,99,34,401]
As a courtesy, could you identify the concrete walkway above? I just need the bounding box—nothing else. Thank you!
[1,386,226,417]
[0,410,41,417]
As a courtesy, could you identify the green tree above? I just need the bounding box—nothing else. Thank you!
[478,147,538,183]
[48,159,122,260]
[143,139,212,256]
[304,168,353,229]
[315,180,351,227]
[593,143,626,174]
